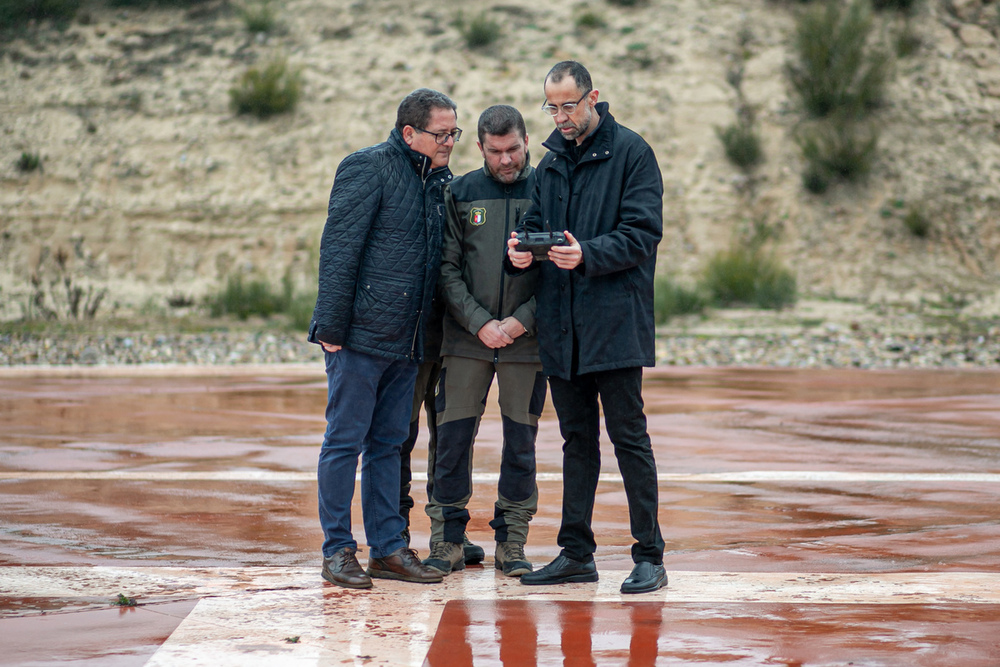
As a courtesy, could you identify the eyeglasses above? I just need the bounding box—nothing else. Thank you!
[413,127,462,145]
[541,90,591,117]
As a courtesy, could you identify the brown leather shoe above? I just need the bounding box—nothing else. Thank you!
[322,547,373,589]
[367,547,444,583]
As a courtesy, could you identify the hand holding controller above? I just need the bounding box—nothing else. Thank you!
[514,230,568,261]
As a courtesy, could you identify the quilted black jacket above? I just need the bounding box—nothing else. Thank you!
[308,129,453,362]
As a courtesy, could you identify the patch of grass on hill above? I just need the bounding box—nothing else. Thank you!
[786,0,891,119]
[0,0,77,28]
[703,246,797,310]
[208,270,315,330]
[457,12,500,49]
[654,276,706,324]
[230,57,302,119]
[717,119,763,170]
[796,116,878,192]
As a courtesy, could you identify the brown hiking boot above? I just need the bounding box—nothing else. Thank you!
[495,541,532,577]
[366,547,443,583]
[423,540,465,575]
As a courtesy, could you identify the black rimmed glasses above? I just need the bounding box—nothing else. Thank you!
[541,90,591,116]
[413,127,463,145]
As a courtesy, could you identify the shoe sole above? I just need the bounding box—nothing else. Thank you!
[423,559,466,576]
[321,569,373,589]
[366,569,443,584]
[495,561,532,577]
[520,572,598,586]
[464,549,485,565]
[620,574,668,594]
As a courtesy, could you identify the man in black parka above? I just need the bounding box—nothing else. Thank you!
[508,61,667,594]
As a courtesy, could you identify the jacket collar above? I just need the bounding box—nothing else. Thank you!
[480,150,533,184]
[541,101,613,159]
[388,128,444,180]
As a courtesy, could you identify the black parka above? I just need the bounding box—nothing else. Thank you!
[514,103,663,380]
[440,162,539,363]
[308,129,452,362]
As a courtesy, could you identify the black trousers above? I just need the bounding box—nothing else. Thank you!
[548,367,664,564]
[399,360,441,525]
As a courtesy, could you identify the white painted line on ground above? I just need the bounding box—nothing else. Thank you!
[3,566,1000,605]
[2,471,999,483]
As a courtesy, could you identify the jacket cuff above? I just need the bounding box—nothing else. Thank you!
[467,309,493,337]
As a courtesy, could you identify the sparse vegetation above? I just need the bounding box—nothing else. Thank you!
[701,220,796,310]
[0,0,77,27]
[108,0,211,6]
[654,275,706,324]
[575,10,606,30]
[237,0,276,33]
[114,593,137,607]
[458,12,500,49]
[27,245,108,321]
[209,274,287,320]
[796,116,878,189]
[717,119,763,170]
[621,41,654,69]
[702,245,797,310]
[786,0,891,119]
[895,19,921,57]
[606,0,644,6]
[208,271,315,330]
[871,0,918,11]
[903,207,931,238]
[229,57,302,119]
[16,151,41,172]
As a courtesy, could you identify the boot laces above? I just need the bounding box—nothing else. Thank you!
[501,542,525,561]
[428,541,456,561]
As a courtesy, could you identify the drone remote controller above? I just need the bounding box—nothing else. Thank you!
[514,230,567,260]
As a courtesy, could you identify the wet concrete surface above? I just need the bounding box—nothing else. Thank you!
[1,365,999,665]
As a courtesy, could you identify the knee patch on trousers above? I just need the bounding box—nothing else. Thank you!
[432,416,477,504]
[498,417,537,502]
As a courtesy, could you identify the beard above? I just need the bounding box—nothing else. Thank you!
[556,107,593,143]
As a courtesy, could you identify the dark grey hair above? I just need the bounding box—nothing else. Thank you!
[544,61,592,94]
[476,104,527,144]
[395,88,457,134]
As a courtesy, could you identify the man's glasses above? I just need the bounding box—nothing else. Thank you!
[414,127,462,145]
[541,90,591,117]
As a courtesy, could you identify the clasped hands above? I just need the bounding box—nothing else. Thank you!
[477,317,527,349]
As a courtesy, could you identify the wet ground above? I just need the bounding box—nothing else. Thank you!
[1,365,999,665]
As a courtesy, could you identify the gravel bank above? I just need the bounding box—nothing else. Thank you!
[2,330,998,370]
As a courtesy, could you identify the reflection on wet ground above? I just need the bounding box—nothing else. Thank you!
[1,365,999,665]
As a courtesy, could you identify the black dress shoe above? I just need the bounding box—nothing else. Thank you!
[520,554,598,586]
[620,562,667,594]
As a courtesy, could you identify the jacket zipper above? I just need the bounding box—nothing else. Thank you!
[494,195,515,364]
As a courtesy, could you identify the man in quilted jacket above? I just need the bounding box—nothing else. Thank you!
[308,88,460,589]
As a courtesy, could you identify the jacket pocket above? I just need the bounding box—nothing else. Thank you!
[352,276,414,342]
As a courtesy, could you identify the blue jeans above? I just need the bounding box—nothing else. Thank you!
[318,348,416,559]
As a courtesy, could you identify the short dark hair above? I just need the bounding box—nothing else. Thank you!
[544,61,592,93]
[395,88,457,134]
[477,105,527,144]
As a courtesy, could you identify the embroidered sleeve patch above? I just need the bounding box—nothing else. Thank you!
[469,207,486,226]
